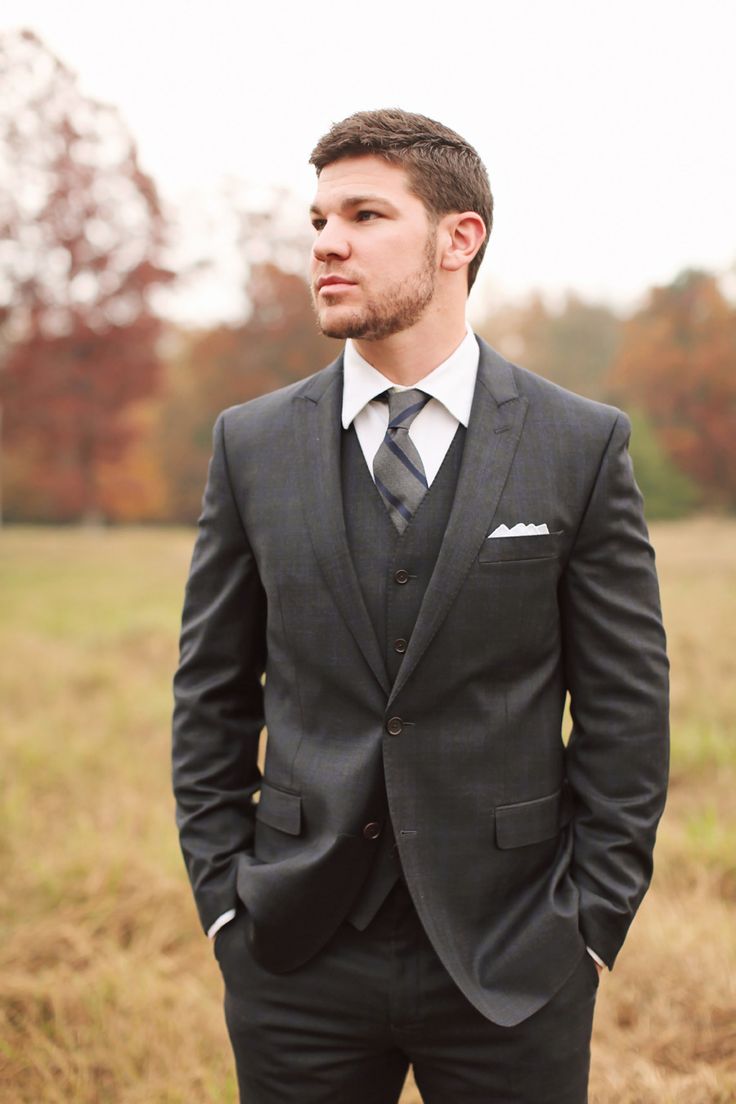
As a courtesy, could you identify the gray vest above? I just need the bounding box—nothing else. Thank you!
[341,423,465,928]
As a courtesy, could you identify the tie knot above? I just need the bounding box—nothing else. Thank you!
[384,388,430,430]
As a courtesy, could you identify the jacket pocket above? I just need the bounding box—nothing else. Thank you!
[478,531,563,564]
[495,784,572,849]
[255,781,302,836]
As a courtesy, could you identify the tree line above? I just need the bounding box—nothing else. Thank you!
[1,29,734,524]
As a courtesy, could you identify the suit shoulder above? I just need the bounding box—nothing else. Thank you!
[513,360,624,430]
[477,336,628,440]
[216,356,342,441]
[476,337,629,463]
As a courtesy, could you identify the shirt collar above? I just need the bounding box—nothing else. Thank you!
[341,323,479,430]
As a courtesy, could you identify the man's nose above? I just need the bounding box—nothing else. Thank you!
[312,219,350,262]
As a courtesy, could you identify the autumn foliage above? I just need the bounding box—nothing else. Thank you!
[477,293,621,403]
[0,29,172,521]
[153,263,336,522]
[1,29,734,523]
[609,270,736,507]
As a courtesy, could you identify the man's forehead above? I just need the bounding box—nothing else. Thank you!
[310,155,414,210]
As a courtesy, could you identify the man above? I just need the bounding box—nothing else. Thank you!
[172,109,669,1103]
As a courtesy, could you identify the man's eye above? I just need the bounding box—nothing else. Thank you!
[311,219,326,232]
[356,210,380,221]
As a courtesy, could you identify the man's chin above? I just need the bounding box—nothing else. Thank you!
[316,309,370,341]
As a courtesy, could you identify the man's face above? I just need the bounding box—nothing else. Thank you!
[309,155,439,341]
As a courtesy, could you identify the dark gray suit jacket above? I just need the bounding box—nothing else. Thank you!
[172,336,669,1026]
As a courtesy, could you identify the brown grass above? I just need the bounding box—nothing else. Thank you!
[0,518,734,1103]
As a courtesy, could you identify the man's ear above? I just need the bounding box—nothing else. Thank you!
[439,212,486,276]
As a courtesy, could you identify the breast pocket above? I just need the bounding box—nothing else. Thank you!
[478,531,563,564]
[465,531,564,660]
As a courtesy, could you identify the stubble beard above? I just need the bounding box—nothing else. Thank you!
[313,232,437,341]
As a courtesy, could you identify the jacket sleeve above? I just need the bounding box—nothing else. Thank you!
[559,411,669,968]
[172,411,266,933]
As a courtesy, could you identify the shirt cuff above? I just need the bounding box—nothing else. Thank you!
[586,946,606,969]
[207,909,237,940]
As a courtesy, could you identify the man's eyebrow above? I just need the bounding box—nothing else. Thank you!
[309,194,398,216]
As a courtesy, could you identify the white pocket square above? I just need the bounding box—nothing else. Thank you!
[488,523,550,538]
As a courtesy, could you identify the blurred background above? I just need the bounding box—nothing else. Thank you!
[0,3,734,1102]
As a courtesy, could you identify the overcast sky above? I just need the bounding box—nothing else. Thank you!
[2,0,735,323]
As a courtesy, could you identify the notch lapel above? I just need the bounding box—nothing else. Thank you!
[387,340,529,707]
[293,358,391,696]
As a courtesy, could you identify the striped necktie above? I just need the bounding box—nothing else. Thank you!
[372,389,431,533]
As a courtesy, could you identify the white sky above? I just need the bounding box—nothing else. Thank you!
[2,0,735,324]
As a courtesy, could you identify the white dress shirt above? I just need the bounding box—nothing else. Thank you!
[342,323,479,480]
[208,324,605,972]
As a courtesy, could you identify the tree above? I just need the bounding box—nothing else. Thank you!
[0,29,173,521]
[627,410,698,519]
[476,293,621,401]
[157,262,336,522]
[609,270,736,507]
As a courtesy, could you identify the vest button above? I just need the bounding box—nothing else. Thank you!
[393,638,408,654]
[363,821,382,840]
[394,569,409,585]
[386,716,403,736]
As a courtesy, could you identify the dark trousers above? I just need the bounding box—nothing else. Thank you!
[215,880,598,1104]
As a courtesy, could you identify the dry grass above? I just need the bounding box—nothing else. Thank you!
[0,519,734,1103]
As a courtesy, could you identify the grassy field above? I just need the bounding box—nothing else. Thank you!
[1,520,734,1103]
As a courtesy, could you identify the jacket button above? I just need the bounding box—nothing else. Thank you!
[363,821,381,840]
[393,638,407,654]
[386,716,403,736]
[394,569,409,585]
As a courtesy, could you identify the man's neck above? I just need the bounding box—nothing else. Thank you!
[351,315,469,386]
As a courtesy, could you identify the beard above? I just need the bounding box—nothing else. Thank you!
[312,231,437,341]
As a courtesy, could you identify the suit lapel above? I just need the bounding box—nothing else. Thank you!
[293,357,391,696]
[388,339,529,707]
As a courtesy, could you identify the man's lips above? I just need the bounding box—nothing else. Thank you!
[317,275,357,292]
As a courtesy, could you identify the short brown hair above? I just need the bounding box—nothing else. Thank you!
[309,108,493,292]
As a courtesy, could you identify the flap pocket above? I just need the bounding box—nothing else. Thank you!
[255,781,302,836]
[479,532,563,564]
[495,785,572,849]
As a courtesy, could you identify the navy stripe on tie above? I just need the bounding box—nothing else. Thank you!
[389,398,429,428]
[374,476,414,522]
[385,435,429,487]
